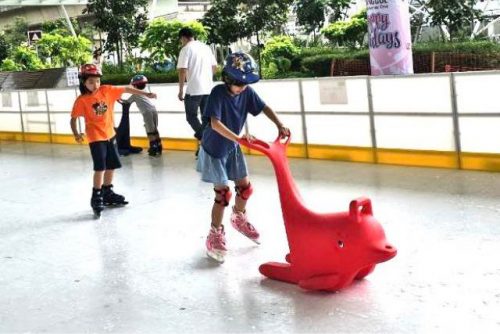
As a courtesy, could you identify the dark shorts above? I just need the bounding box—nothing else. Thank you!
[89,137,122,171]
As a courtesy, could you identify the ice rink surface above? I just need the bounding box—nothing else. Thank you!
[1,141,499,333]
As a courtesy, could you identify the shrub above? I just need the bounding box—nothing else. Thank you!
[101,70,179,85]
[301,49,369,76]
[413,40,500,54]
[261,35,300,65]
[9,46,45,70]
[262,62,279,79]
[301,54,335,76]
[290,46,337,71]
[1,58,21,71]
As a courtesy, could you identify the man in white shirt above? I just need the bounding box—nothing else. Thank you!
[177,27,218,152]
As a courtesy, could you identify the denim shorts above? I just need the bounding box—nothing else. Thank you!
[196,145,248,185]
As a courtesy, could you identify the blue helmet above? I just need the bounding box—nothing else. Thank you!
[223,52,260,85]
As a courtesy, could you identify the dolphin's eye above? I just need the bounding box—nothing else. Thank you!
[338,240,344,248]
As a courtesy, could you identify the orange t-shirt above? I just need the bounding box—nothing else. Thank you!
[71,85,125,143]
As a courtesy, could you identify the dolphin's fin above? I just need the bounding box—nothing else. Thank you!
[298,273,343,291]
[259,262,296,284]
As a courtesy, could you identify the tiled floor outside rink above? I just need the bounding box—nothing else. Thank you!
[0,141,499,333]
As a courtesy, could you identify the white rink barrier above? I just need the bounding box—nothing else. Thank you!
[1,71,500,171]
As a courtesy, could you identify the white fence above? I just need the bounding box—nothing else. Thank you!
[1,71,500,166]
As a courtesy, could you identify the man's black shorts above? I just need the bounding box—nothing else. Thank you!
[89,137,122,171]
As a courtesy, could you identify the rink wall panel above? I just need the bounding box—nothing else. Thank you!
[1,71,500,172]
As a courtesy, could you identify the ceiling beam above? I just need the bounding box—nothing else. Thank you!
[0,0,88,6]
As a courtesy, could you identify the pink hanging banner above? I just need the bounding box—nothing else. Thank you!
[367,0,414,75]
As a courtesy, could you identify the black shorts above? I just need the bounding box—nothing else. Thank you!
[89,137,122,171]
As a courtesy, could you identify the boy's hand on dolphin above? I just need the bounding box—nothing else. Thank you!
[240,133,256,143]
[278,124,290,138]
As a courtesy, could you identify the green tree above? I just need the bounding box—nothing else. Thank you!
[37,33,92,67]
[325,0,353,22]
[295,0,326,35]
[42,18,95,42]
[202,0,293,45]
[427,0,483,41]
[321,8,367,48]
[245,0,294,75]
[295,0,353,34]
[141,19,207,63]
[202,0,247,45]
[202,0,293,74]
[3,17,29,46]
[243,1,293,38]
[42,18,75,36]
[0,34,10,63]
[84,0,149,66]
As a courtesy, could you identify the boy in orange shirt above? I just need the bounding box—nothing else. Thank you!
[70,64,157,218]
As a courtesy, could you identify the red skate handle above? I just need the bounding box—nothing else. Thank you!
[272,133,292,147]
[238,137,270,152]
[238,133,291,154]
[349,197,373,222]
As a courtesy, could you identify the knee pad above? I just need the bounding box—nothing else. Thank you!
[235,183,253,201]
[214,186,232,207]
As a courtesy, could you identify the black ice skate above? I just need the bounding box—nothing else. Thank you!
[156,139,163,156]
[148,140,158,157]
[148,139,162,157]
[91,188,104,218]
[102,184,128,206]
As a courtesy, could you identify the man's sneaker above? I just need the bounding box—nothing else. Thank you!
[206,225,227,263]
[230,207,260,244]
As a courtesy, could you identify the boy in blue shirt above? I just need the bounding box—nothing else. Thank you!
[197,52,290,263]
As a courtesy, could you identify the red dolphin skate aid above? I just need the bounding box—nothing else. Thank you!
[239,134,397,292]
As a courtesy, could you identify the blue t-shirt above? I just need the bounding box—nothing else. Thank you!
[201,84,265,158]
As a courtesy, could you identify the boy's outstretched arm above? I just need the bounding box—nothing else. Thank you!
[262,105,290,138]
[124,86,157,99]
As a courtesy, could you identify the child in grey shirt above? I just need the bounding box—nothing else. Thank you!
[127,75,162,156]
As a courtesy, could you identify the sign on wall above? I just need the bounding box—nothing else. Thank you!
[66,67,80,86]
[366,0,414,75]
[319,79,348,105]
[27,30,42,45]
